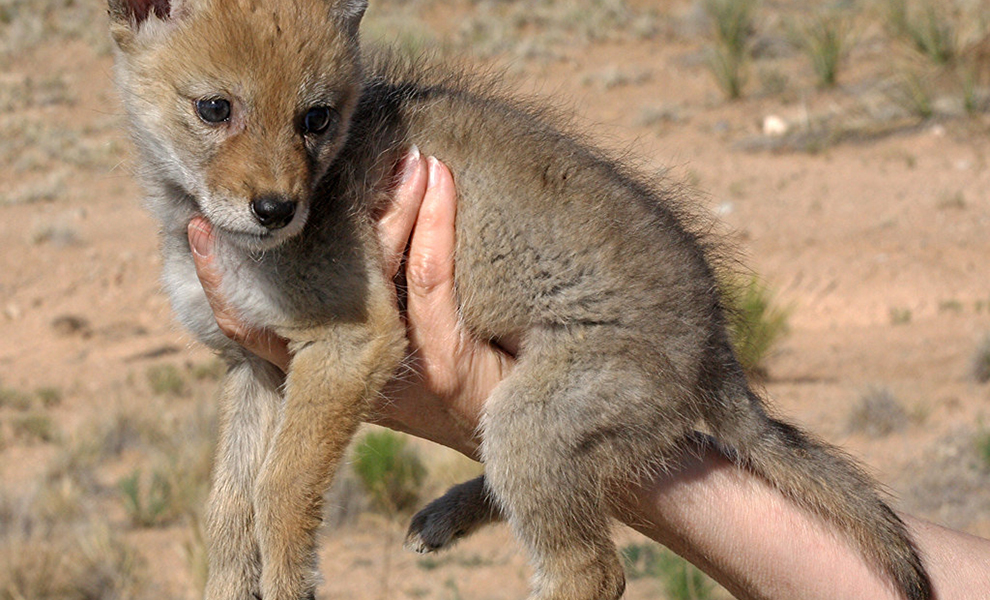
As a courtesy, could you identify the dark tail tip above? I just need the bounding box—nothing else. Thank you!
[707,397,933,600]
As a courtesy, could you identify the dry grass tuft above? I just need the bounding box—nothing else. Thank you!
[0,382,33,411]
[11,412,57,443]
[903,428,990,531]
[971,333,990,384]
[0,0,110,58]
[447,0,663,60]
[118,468,176,528]
[146,363,189,397]
[109,399,217,529]
[977,430,990,468]
[48,398,217,533]
[846,385,910,438]
[0,486,146,600]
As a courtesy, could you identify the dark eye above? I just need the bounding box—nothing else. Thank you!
[195,98,231,124]
[301,106,335,135]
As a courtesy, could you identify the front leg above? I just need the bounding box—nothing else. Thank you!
[255,321,405,600]
[205,357,284,600]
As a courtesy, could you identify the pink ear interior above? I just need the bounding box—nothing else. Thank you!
[127,0,172,23]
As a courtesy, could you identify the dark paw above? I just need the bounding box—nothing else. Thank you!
[404,505,464,554]
[405,475,498,554]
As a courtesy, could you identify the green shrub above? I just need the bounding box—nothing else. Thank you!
[702,0,758,100]
[885,64,936,119]
[118,469,174,528]
[723,275,791,380]
[706,43,749,100]
[621,542,715,599]
[791,11,854,87]
[704,0,757,55]
[352,429,426,513]
[886,0,957,64]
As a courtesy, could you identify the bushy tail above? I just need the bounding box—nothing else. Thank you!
[703,388,932,600]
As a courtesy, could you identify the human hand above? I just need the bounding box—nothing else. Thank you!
[187,222,293,371]
[369,149,514,457]
[187,148,512,458]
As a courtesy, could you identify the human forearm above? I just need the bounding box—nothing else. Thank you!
[619,443,990,600]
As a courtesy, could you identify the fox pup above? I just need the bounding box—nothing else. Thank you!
[108,0,932,598]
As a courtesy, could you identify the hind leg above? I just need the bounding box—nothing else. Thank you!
[480,340,695,600]
[483,381,622,599]
[406,474,503,553]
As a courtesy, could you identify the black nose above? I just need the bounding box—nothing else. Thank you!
[251,195,296,230]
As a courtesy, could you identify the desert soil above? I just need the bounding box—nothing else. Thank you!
[1,0,988,598]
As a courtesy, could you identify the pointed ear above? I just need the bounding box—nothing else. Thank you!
[109,0,172,26]
[108,0,178,49]
[334,0,367,36]
[108,0,172,27]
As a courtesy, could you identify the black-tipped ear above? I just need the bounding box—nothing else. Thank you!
[334,0,367,35]
[108,0,181,50]
[108,0,172,26]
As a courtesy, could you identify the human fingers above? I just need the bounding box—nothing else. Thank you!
[378,146,428,280]
[397,156,513,441]
[405,157,463,391]
[188,217,291,371]
[372,156,514,453]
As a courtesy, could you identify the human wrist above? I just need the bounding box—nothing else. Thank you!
[901,515,990,598]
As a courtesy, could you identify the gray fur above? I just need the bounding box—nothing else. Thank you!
[110,1,932,597]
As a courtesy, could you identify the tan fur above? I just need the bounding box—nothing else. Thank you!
[109,0,933,598]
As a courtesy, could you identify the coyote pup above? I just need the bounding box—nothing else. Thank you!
[109,0,931,598]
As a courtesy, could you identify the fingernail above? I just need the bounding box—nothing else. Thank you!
[426,156,441,188]
[188,220,212,258]
[399,144,421,183]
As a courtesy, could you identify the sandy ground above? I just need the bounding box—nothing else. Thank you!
[1,1,988,598]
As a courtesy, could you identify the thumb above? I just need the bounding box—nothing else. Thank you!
[188,215,214,259]
[188,216,223,301]
[186,216,292,371]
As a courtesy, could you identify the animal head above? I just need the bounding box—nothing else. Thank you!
[109,0,367,250]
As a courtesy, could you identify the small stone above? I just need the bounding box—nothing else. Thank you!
[762,115,788,137]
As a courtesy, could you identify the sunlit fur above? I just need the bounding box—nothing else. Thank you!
[110,0,932,598]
